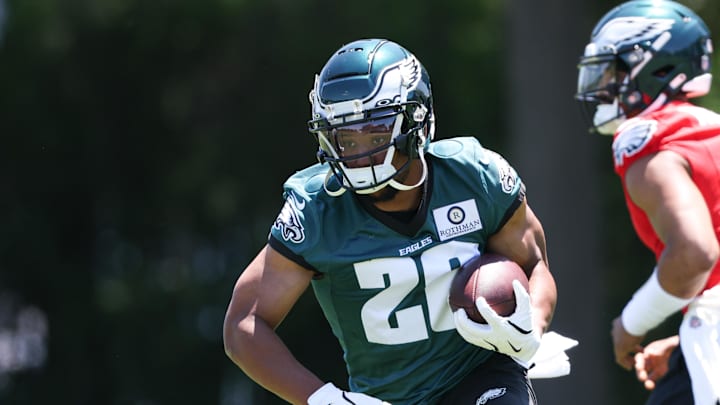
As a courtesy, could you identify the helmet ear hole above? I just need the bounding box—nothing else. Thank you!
[394,133,409,154]
[394,131,425,159]
[652,65,674,78]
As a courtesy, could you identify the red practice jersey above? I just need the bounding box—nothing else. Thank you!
[612,100,720,293]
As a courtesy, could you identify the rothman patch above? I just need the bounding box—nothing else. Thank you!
[432,199,482,241]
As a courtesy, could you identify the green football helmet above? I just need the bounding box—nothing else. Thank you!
[308,39,435,196]
[575,0,713,134]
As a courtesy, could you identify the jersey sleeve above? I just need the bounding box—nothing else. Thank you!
[474,144,526,235]
[611,101,701,177]
[267,166,326,272]
[612,118,661,177]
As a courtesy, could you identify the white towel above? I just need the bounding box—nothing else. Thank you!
[526,331,579,379]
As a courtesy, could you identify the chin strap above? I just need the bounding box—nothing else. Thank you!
[323,169,347,197]
[388,141,428,191]
[593,99,625,135]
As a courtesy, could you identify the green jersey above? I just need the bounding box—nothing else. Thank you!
[269,136,525,404]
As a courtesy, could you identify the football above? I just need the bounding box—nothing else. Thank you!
[448,253,530,323]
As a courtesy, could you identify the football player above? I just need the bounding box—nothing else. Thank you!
[223,38,558,404]
[575,1,720,403]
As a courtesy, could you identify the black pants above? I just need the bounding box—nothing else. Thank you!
[439,353,537,405]
[645,346,694,405]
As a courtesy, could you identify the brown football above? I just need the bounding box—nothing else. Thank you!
[448,253,530,323]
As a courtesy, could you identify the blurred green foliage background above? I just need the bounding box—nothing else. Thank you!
[0,0,718,404]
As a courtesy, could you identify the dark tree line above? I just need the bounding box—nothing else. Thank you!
[0,0,718,404]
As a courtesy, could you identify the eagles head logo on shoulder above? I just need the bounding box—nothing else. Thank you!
[612,119,657,166]
[273,192,306,244]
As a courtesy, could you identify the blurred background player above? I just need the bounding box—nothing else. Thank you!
[575,1,720,403]
[223,38,559,404]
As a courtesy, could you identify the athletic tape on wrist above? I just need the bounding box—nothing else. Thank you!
[621,268,693,336]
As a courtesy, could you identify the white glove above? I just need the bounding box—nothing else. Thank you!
[453,280,541,365]
[307,382,391,405]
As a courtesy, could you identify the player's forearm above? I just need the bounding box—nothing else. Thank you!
[657,263,711,299]
[657,241,717,299]
[224,314,324,404]
[528,264,557,333]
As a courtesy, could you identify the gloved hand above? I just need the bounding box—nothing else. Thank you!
[307,382,391,405]
[453,280,541,365]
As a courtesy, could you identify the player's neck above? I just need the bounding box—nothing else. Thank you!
[371,160,425,213]
[372,186,423,213]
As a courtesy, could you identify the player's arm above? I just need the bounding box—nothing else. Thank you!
[224,245,393,405]
[625,150,718,298]
[612,150,719,369]
[223,244,323,404]
[454,198,557,364]
[486,198,557,334]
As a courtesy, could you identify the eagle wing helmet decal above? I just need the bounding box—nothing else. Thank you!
[400,55,421,91]
[592,17,675,53]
